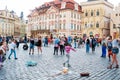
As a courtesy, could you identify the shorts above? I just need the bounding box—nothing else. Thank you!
[30,44,34,49]
[112,47,119,54]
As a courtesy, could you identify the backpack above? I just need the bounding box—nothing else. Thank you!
[107,42,112,50]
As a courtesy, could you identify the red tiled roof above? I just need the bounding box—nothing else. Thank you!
[28,0,82,17]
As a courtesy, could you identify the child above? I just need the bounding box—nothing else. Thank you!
[8,39,17,60]
[63,43,76,67]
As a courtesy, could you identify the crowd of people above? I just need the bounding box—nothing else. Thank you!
[0,34,120,69]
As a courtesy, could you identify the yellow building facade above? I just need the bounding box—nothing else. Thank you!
[0,9,26,37]
[81,0,113,38]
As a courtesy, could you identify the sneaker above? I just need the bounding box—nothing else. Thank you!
[116,65,119,68]
[15,58,18,60]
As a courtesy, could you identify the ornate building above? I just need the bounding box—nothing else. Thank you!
[110,3,120,38]
[0,8,26,37]
[27,0,82,38]
[81,0,113,38]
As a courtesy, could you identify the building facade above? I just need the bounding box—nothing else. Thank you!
[81,0,113,38]
[110,3,120,38]
[27,0,82,38]
[0,9,26,37]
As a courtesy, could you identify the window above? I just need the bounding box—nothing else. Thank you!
[85,12,88,16]
[91,10,93,16]
[52,14,54,19]
[74,13,76,19]
[74,24,76,30]
[113,24,116,29]
[59,24,61,29]
[77,25,79,30]
[71,23,73,29]
[96,22,99,28]
[85,23,87,28]
[96,10,99,16]
[71,12,73,18]
[63,23,65,29]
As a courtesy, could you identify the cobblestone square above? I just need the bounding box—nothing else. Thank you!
[0,44,120,80]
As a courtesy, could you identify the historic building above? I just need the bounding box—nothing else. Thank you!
[81,0,113,38]
[0,8,26,37]
[110,3,120,38]
[27,0,82,38]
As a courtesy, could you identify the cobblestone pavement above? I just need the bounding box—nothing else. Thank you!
[1,44,120,80]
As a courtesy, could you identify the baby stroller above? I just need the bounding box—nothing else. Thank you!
[23,43,28,50]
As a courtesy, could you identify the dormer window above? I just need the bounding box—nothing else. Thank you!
[74,4,78,11]
[61,2,66,9]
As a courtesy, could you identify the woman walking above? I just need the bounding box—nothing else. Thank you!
[107,34,119,69]
[37,36,42,54]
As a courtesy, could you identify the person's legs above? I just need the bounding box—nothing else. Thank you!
[56,47,58,55]
[13,50,17,59]
[108,54,115,69]
[37,47,39,54]
[114,54,119,68]
[8,49,13,59]
[32,48,34,55]
[40,47,42,53]
[53,47,56,55]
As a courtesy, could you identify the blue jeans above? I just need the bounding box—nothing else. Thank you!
[64,54,70,65]
[86,44,90,53]
[101,46,106,57]
[74,42,77,48]
[8,49,17,59]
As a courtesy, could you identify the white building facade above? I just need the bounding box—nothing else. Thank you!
[28,0,82,38]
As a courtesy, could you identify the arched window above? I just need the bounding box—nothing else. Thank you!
[91,10,93,16]
[96,22,99,28]
[85,22,87,28]
[96,10,99,16]
[85,11,88,16]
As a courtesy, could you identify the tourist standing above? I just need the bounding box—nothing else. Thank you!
[8,39,17,60]
[86,37,90,53]
[101,35,107,57]
[29,36,35,55]
[107,34,119,69]
[107,36,113,61]
[37,36,42,54]
[91,36,96,53]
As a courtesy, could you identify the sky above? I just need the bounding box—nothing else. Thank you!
[0,0,120,20]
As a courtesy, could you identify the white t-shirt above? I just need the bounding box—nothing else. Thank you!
[112,39,119,47]
[9,42,16,49]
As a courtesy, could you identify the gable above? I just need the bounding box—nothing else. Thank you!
[46,6,59,14]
